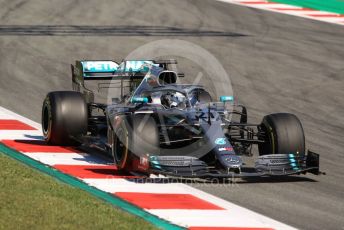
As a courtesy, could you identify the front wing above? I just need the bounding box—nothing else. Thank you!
[147,151,320,179]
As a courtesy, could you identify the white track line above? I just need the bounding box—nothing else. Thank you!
[0,130,43,140]
[0,107,41,130]
[147,209,290,228]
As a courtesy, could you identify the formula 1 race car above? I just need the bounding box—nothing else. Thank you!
[41,59,320,179]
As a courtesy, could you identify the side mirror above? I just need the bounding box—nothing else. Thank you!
[220,96,234,102]
[131,97,148,104]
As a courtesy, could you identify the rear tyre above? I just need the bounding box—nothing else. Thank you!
[258,113,305,156]
[112,114,159,171]
[42,91,88,145]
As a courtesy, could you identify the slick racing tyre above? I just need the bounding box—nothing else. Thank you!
[111,118,129,170]
[112,114,159,172]
[42,91,88,146]
[258,113,305,156]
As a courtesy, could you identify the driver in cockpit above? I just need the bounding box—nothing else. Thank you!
[160,91,186,109]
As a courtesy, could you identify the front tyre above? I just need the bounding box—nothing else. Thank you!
[112,114,159,172]
[258,113,305,156]
[112,119,130,170]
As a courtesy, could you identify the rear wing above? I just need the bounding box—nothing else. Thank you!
[71,59,182,103]
[80,60,118,79]
[72,59,179,80]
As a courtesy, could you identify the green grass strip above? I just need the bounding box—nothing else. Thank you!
[0,143,184,230]
[269,0,344,14]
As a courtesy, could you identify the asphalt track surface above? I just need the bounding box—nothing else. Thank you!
[0,0,343,229]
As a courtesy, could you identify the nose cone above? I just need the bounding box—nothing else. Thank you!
[222,155,242,169]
